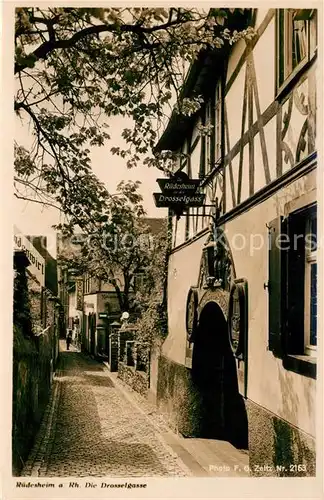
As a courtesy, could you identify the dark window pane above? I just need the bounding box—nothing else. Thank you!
[310,262,317,345]
[278,10,285,85]
[292,19,307,68]
[311,215,317,250]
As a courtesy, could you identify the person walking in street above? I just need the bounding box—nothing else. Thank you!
[66,329,72,350]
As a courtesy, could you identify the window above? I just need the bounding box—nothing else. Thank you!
[304,214,317,354]
[199,81,222,177]
[215,81,222,162]
[277,9,317,91]
[205,101,212,172]
[268,204,317,376]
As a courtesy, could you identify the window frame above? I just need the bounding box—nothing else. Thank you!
[276,8,317,97]
[304,213,317,355]
[285,203,317,357]
[215,81,222,163]
[268,203,317,378]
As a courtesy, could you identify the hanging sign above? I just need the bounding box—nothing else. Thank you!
[153,192,205,207]
[13,226,45,287]
[156,178,200,193]
[153,170,204,213]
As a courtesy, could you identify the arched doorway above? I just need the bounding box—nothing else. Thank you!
[191,301,248,449]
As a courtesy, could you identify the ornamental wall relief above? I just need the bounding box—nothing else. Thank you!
[186,226,236,342]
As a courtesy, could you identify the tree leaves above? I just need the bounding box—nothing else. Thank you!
[58,180,158,312]
[14,7,253,230]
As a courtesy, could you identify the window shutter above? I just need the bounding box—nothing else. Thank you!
[268,217,284,357]
[286,212,306,353]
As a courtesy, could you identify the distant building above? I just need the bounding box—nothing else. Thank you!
[14,226,45,290]
[57,218,165,356]
[14,227,59,331]
[26,235,58,295]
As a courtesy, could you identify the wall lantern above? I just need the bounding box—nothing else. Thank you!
[203,240,223,288]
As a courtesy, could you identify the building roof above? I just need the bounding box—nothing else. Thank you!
[154,9,252,153]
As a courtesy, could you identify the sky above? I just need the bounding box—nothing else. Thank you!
[14,115,168,258]
[12,7,186,260]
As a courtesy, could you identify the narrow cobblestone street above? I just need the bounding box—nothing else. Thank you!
[21,341,249,478]
[21,342,191,477]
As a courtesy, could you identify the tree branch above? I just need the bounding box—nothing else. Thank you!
[14,192,62,211]
[15,14,206,74]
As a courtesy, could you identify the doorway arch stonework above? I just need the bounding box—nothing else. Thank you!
[197,288,230,321]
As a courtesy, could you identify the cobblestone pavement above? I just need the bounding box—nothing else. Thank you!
[21,344,191,478]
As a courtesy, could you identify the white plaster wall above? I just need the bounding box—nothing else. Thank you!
[263,117,277,183]
[252,17,275,113]
[225,167,234,212]
[175,215,186,247]
[240,145,250,202]
[224,12,276,201]
[226,38,245,85]
[253,133,269,192]
[190,141,201,178]
[225,171,316,436]
[254,8,270,29]
[84,294,97,314]
[68,291,76,317]
[191,118,201,145]
[164,233,207,364]
[225,64,246,148]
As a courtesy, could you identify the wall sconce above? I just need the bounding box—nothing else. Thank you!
[203,241,222,288]
[203,241,216,278]
[204,230,226,288]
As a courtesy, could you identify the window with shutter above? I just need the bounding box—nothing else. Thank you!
[277,9,317,94]
[267,204,317,376]
[268,217,285,357]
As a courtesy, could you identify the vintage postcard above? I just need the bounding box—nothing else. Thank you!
[1,1,323,499]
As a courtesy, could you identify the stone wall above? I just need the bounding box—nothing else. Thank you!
[12,252,59,475]
[156,355,202,436]
[156,356,315,475]
[118,362,149,397]
[12,324,57,475]
[245,399,316,477]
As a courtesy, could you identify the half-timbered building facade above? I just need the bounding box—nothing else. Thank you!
[153,8,317,475]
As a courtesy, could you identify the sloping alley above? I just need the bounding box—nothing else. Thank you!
[21,342,248,478]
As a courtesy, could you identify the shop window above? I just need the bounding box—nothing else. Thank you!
[268,204,316,377]
[277,9,317,92]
